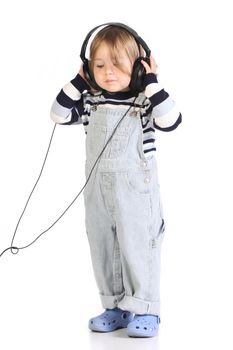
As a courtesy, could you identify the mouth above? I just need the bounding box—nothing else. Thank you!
[105,79,117,83]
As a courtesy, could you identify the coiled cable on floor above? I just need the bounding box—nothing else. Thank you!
[0,99,136,258]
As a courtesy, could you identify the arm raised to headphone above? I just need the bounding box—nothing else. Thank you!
[140,55,158,74]
[78,63,97,92]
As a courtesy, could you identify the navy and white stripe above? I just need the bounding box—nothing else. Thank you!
[50,73,182,156]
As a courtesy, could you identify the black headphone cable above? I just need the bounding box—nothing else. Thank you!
[0,99,136,258]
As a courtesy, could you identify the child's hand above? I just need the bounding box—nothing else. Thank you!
[79,64,96,91]
[141,55,158,74]
[78,64,98,92]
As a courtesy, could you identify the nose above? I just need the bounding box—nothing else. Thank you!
[104,62,114,75]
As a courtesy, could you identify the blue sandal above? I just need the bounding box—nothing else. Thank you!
[127,314,160,337]
[88,307,134,332]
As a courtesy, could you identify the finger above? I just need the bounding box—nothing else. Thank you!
[140,59,151,73]
[150,56,158,73]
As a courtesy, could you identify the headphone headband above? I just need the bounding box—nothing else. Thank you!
[80,22,151,94]
[80,22,151,62]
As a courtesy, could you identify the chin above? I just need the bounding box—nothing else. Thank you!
[107,88,120,93]
[105,86,129,93]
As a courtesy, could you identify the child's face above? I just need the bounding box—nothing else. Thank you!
[92,42,132,92]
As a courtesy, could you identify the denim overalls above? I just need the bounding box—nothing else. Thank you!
[83,99,165,316]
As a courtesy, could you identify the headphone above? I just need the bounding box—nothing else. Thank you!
[80,22,151,94]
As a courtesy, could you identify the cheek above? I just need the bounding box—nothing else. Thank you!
[93,70,102,82]
[122,68,132,82]
[123,73,131,84]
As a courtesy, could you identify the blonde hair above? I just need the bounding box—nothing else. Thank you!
[89,25,144,73]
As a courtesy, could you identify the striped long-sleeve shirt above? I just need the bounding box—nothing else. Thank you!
[50,73,182,157]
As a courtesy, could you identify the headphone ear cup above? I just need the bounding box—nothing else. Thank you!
[129,57,150,94]
[83,59,100,90]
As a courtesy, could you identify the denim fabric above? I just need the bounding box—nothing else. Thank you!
[83,105,165,315]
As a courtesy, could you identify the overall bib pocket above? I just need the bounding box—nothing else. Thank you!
[102,126,131,159]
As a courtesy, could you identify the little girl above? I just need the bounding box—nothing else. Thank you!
[50,23,181,338]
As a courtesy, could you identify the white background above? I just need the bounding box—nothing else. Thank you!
[0,1,232,349]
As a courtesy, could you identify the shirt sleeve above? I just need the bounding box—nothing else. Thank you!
[144,73,182,131]
[50,74,90,125]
